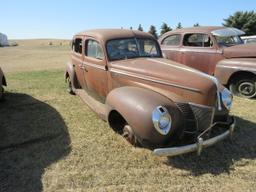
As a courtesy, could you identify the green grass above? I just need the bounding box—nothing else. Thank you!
[0,70,256,192]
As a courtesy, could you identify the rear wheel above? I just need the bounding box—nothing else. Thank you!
[0,86,4,101]
[66,77,75,95]
[229,78,256,99]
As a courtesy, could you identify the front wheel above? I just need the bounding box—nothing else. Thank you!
[122,125,138,146]
[229,78,256,99]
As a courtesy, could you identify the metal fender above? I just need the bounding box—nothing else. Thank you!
[215,58,256,85]
[65,62,79,89]
[106,86,184,147]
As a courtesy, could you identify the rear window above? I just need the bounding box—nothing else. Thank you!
[162,34,181,46]
[72,38,82,54]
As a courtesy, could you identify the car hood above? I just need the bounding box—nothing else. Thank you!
[109,58,218,106]
[223,44,256,58]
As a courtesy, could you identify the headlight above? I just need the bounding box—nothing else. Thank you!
[152,106,172,135]
[221,88,233,110]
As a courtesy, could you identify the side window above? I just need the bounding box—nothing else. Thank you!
[73,38,82,54]
[183,33,212,47]
[85,40,104,60]
[140,39,158,55]
[162,34,181,46]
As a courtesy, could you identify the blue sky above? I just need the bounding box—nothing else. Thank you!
[1,0,255,39]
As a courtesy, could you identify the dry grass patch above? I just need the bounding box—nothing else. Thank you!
[0,40,255,191]
[0,70,255,192]
[0,39,70,74]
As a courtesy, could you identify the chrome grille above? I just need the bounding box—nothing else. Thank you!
[190,104,214,132]
[176,103,214,134]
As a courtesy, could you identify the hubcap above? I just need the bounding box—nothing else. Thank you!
[238,82,256,97]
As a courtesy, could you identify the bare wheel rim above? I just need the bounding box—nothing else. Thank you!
[122,125,136,146]
[238,81,256,97]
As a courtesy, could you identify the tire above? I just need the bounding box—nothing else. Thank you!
[0,86,4,101]
[229,78,256,99]
[67,77,75,95]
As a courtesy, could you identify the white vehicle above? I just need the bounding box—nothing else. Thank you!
[241,35,256,44]
[0,33,8,47]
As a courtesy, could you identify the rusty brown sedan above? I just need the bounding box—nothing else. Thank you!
[159,26,256,99]
[65,29,235,157]
[0,67,7,100]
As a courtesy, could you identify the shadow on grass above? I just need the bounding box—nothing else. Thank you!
[165,117,256,175]
[0,93,71,192]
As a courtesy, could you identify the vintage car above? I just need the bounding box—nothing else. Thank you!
[159,26,256,98]
[65,29,235,157]
[0,67,7,100]
[241,35,256,44]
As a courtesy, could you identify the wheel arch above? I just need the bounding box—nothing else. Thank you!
[2,75,7,86]
[105,86,184,147]
[227,70,256,86]
[65,62,80,89]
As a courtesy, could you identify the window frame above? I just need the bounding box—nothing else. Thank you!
[84,39,105,60]
[72,38,83,54]
[182,33,213,48]
[162,34,182,46]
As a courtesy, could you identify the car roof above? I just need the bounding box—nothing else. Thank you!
[161,26,226,37]
[75,29,155,42]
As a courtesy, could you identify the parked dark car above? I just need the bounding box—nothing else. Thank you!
[159,26,256,98]
[65,29,235,157]
[0,67,7,100]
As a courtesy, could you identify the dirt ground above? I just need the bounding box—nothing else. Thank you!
[0,41,255,192]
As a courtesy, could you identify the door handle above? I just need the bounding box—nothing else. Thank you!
[79,64,88,72]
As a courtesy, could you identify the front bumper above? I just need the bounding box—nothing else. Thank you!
[153,116,236,157]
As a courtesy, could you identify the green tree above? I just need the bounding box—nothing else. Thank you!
[223,11,256,35]
[194,23,200,27]
[138,24,143,31]
[160,22,172,35]
[148,25,158,39]
[176,22,183,29]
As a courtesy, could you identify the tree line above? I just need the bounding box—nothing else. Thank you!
[133,11,256,38]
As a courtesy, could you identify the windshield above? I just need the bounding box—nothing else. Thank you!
[211,28,245,47]
[214,35,243,47]
[106,38,162,61]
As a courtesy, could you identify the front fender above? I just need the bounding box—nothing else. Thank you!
[215,58,256,85]
[106,86,184,146]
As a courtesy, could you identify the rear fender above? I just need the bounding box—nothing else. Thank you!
[2,75,7,86]
[65,62,79,88]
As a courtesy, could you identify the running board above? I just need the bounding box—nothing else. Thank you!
[75,89,107,121]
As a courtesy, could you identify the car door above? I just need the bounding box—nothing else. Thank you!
[180,33,220,75]
[83,38,108,102]
[160,34,182,63]
[71,37,87,89]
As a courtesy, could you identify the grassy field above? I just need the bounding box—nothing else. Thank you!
[0,41,256,192]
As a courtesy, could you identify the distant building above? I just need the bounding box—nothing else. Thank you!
[0,33,8,46]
